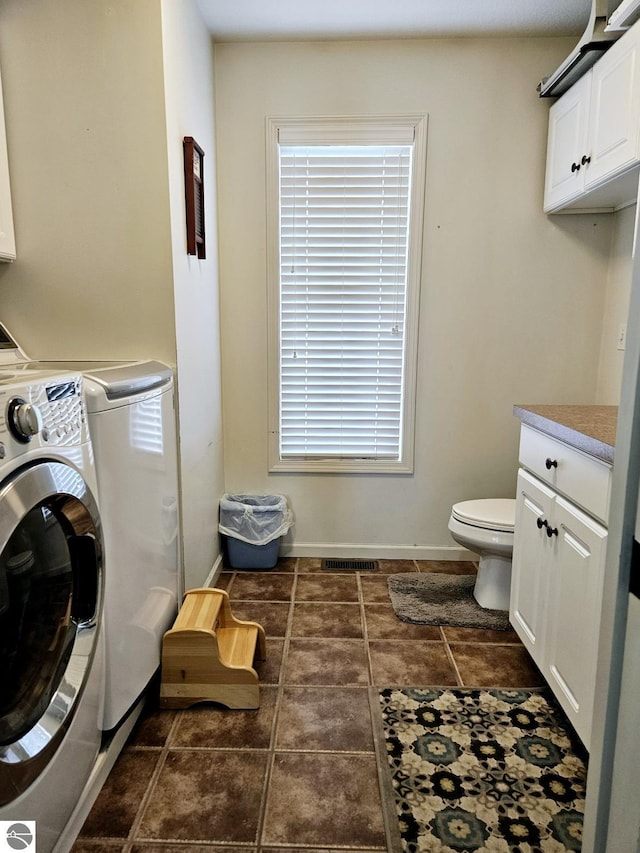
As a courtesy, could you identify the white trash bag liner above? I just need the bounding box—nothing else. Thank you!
[219,494,293,546]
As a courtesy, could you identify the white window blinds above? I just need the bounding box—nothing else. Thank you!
[278,142,413,460]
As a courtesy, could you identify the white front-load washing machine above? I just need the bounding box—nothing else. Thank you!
[0,369,104,853]
[27,362,181,732]
[0,327,181,735]
[0,324,182,732]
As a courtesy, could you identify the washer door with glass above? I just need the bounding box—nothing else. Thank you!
[0,460,103,805]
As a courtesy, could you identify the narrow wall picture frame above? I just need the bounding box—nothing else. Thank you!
[184,136,205,258]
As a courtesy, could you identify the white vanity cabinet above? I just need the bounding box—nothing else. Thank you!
[511,425,611,749]
[543,21,640,213]
[0,64,15,261]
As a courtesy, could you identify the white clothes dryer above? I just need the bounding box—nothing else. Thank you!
[80,362,180,731]
[0,370,104,853]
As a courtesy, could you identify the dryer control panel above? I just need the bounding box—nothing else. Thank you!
[0,373,87,463]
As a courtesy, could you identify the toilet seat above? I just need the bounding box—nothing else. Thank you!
[448,498,516,611]
[451,498,515,533]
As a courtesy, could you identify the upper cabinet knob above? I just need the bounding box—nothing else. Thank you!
[571,162,581,173]
[581,154,591,166]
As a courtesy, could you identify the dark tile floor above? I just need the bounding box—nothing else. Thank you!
[72,558,545,853]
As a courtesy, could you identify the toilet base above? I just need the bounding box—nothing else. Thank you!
[473,554,512,611]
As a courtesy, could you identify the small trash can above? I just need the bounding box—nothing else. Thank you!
[219,494,293,569]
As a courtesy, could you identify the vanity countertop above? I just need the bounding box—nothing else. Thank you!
[513,404,617,465]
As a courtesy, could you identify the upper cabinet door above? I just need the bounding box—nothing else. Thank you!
[0,65,16,262]
[543,22,640,213]
[586,23,640,189]
[543,73,591,212]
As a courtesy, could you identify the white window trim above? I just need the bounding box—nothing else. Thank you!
[266,114,428,474]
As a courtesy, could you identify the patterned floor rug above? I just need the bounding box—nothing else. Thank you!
[375,687,588,853]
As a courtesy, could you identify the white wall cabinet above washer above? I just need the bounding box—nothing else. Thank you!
[544,73,592,213]
[543,21,640,214]
[0,64,15,262]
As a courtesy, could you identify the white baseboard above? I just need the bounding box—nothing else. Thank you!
[279,542,475,561]
[204,551,224,587]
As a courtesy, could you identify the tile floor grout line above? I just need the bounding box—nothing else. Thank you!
[270,747,377,755]
[278,564,298,685]
[224,569,237,595]
[360,570,376,687]
[265,844,389,850]
[260,847,387,852]
[290,602,366,609]
[253,562,296,850]
[131,834,259,848]
[442,631,465,687]
[252,696,280,850]
[151,745,272,752]
[362,569,398,850]
[125,711,183,846]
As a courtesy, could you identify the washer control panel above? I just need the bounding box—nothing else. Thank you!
[0,374,87,463]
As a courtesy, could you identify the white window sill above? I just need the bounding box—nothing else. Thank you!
[268,457,414,474]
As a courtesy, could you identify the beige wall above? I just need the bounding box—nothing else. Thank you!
[0,0,175,361]
[596,204,636,404]
[0,0,225,588]
[161,0,225,588]
[214,38,615,557]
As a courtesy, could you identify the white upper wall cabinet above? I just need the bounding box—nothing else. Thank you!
[544,73,591,212]
[544,21,640,214]
[588,30,640,187]
[0,64,16,261]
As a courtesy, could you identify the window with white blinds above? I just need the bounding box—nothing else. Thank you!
[267,116,427,473]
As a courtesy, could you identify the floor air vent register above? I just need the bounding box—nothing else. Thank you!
[321,558,378,572]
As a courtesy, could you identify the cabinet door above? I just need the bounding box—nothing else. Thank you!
[543,72,590,212]
[510,469,555,662]
[544,495,607,749]
[0,66,15,261]
[585,23,640,189]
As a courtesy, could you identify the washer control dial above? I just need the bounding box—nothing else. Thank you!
[7,397,44,442]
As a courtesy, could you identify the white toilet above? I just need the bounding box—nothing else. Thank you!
[447,498,516,611]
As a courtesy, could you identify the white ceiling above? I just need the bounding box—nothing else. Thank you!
[195,0,592,42]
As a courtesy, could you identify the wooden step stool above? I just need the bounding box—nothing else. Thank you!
[160,587,266,710]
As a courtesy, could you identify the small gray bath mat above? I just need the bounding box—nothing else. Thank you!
[387,573,511,631]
